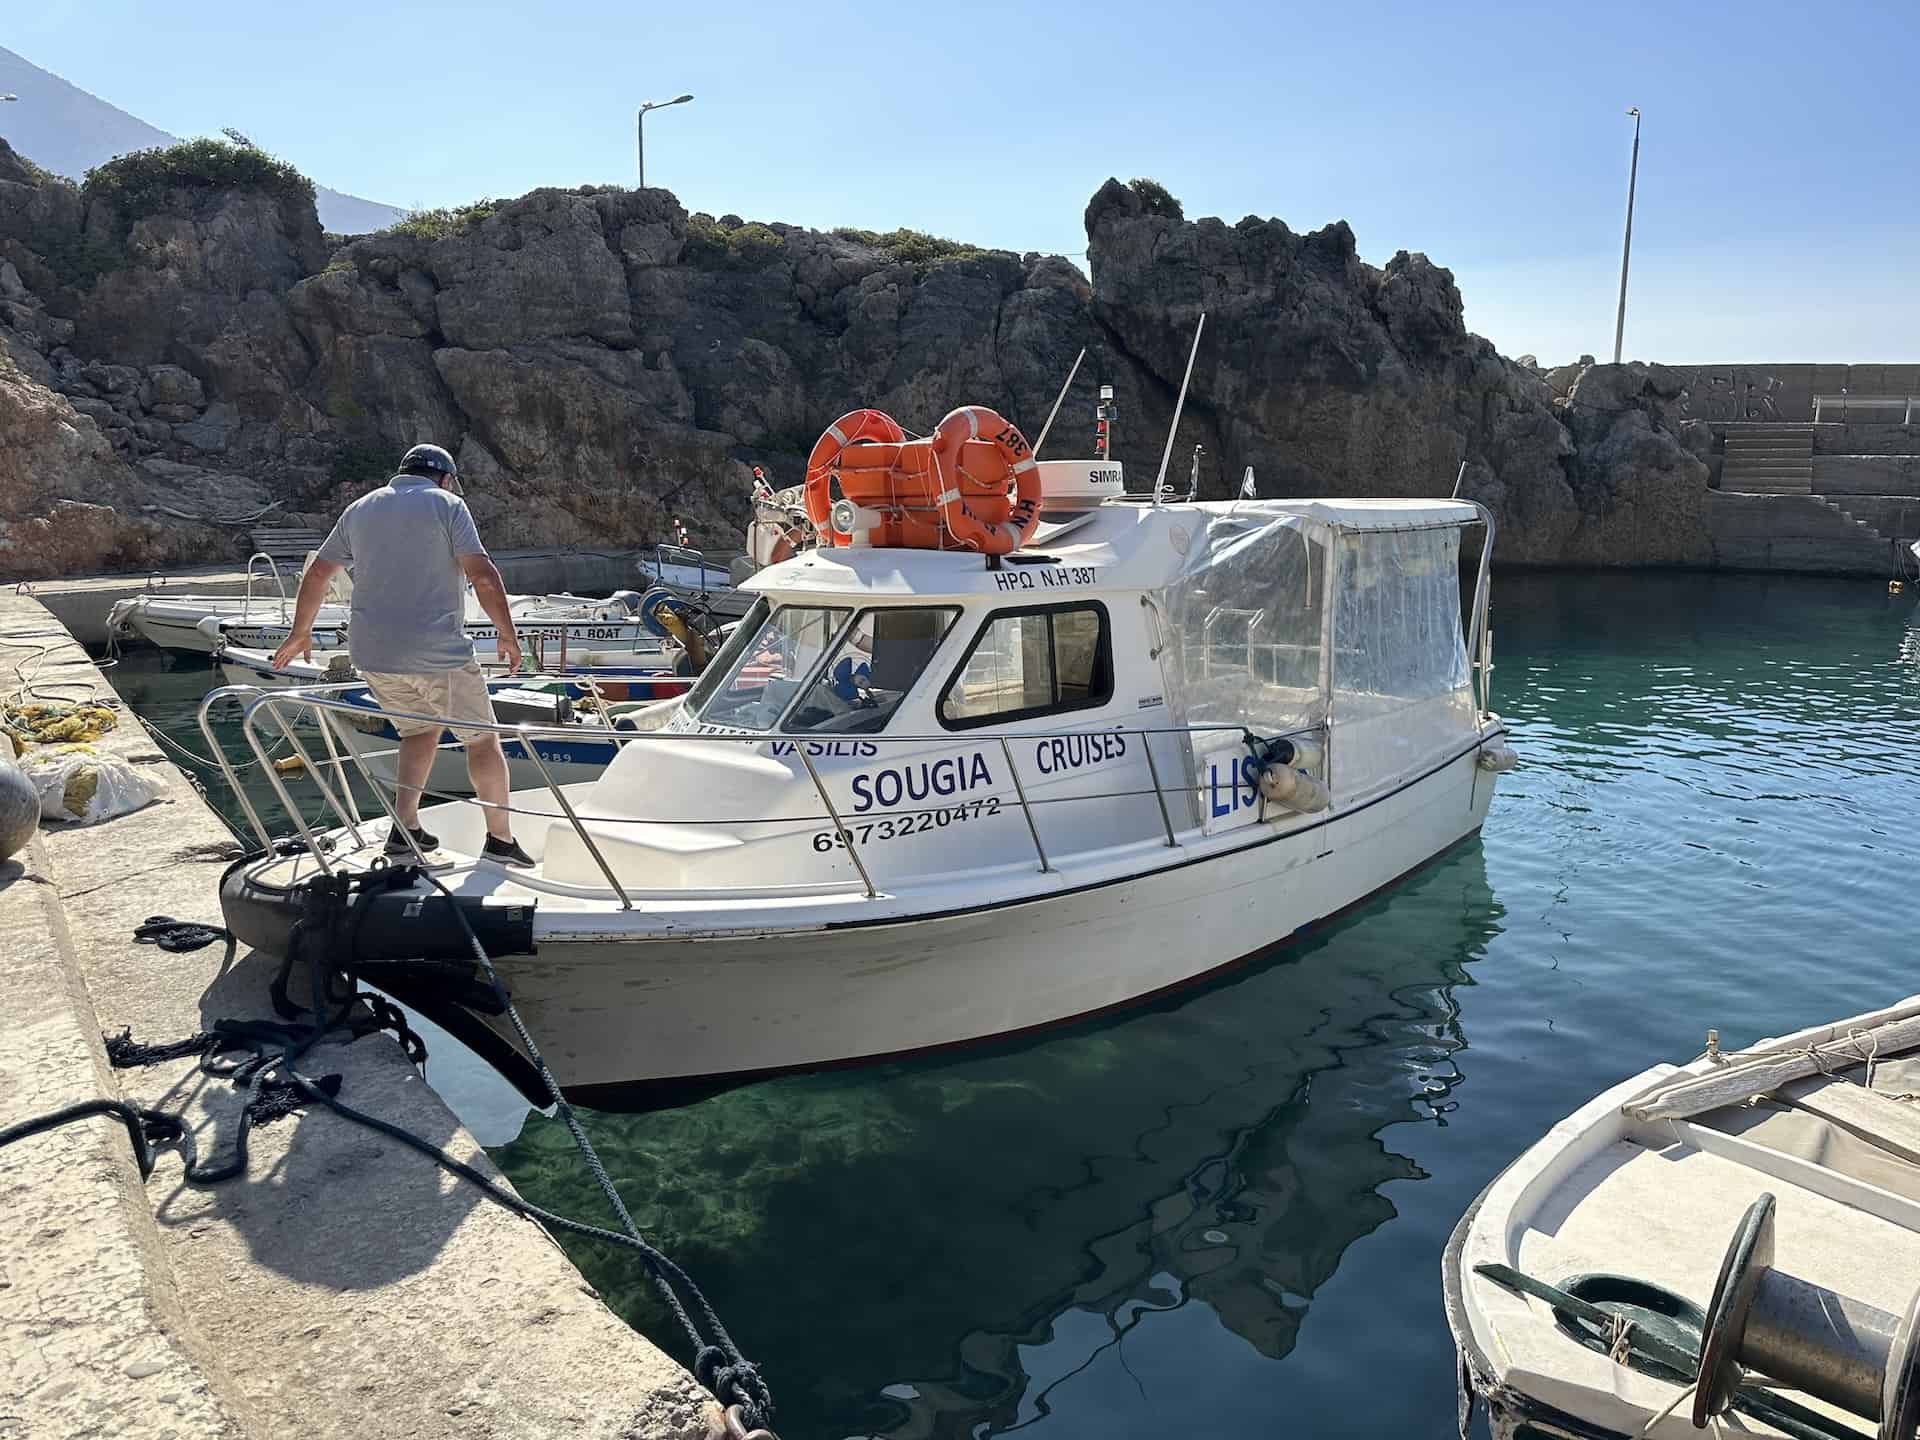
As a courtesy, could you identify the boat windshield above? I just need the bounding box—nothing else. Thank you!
[695,604,852,731]
[784,607,960,735]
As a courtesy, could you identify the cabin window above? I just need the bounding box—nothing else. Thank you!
[694,603,853,732]
[784,607,960,735]
[937,602,1113,730]
[682,596,770,714]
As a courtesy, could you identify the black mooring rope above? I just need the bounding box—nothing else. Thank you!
[418,871,776,1432]
[0,883,776,1435]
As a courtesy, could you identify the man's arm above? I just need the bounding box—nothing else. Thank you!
[270,559,344,669]
[460,552,521,671]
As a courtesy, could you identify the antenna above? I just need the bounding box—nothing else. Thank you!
[1187,443,1203,500]
[1152,313,1206,506]
[1450,460,1467,499]
[1030,347,1086,459]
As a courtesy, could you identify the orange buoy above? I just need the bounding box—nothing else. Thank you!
[804,409,905,540]
[801,404,1041,553]
[930,405,1041,555]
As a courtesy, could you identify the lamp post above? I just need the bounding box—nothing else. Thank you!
[1612,106,1641,365]
[637,94,693,189]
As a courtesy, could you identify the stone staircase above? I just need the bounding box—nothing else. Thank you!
[1812,495,1892,546]
[1721,424,1814,494]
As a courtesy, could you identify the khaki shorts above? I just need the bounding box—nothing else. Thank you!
[360,661,497,741]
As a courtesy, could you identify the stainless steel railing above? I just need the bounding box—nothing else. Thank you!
[199,682,1325,905]
[240,551,291,623]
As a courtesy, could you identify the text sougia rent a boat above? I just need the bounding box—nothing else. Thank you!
[213,373,1518,1105]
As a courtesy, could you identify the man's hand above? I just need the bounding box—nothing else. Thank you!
[498,634,523,673]
[271,628,313,670]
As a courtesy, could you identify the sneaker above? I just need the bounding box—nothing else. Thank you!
[482,835,536,869]
[383,824,440,857]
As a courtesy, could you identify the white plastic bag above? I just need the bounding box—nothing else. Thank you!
[17,743,165,824]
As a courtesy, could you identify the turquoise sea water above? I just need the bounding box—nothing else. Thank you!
[106,572,1920,1438]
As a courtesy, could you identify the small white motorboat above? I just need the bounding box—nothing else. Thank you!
[309,670,694,795]
[1447,997,1920,1440]
[637,542,755,621]
[216,368,1513,1106]
[213,643,691,691]
[111,552,672,660]
[107,553,353,654]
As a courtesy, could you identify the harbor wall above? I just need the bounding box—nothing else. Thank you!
[1662,365,1920,422]
[0,592,718,1439]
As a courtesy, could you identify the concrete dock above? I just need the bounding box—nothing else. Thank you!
[0,593,721,1439]
[29,548,655,648]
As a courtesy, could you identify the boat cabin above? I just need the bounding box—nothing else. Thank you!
[526,483,1493,897]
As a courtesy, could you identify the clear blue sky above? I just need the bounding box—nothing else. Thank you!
[13,0,1919,364]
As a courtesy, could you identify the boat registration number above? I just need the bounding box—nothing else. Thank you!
[993,565,1098,592]
[812,797,1003,851]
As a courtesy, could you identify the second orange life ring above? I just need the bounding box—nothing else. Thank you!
[929,405,1042,555]
[804,408,906,540]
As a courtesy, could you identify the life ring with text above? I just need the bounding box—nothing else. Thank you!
[930,405,1041,555]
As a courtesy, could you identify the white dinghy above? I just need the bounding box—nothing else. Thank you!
[1447,998,1920,1440]
[111,549,672,660]
[213,410,1512,1105]
[108,553,351,654]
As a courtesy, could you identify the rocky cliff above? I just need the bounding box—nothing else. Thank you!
[0,139,1712,581]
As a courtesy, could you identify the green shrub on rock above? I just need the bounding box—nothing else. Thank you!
[83,137,315,226]
[383,198,501,241]
[1127,177,1183,220]
[832,226,989,268]
[683,213,787,270]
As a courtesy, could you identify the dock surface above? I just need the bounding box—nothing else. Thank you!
[0,593,717,1439]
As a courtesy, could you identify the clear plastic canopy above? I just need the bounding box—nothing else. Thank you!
[1150,505,1478,814]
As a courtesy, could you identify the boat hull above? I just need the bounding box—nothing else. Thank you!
[486,737,1495,1101]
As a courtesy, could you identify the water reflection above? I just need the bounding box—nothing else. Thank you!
[496,842,1502,1437]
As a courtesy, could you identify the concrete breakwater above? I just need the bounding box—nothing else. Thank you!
[0,592,718,1439]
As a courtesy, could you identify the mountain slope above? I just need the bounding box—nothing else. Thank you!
[0,44,404,234]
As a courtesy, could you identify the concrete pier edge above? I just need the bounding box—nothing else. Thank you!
[0,592,721,1440]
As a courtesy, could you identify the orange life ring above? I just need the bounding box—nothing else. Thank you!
[804,408,906,539]
[929,406,1041,555]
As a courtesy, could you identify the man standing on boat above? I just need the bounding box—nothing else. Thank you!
[271,443,535,867]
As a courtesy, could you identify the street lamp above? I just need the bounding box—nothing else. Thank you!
[1612,106,1641,365]
[637,93,693,189]
[0,95,18,102]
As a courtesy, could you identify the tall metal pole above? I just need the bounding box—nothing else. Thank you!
[636,94,693,190]
[1612,107,1641,365]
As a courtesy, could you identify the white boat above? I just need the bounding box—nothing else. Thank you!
[636,542,755,621]
[309,671,694,795]
[213,643,690,691]
[112,557,670,660]
[217,413,1513,1104]
[1446,997,1920,1440]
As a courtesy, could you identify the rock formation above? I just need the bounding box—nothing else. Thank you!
[0,140,1717,581]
